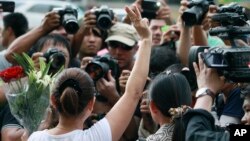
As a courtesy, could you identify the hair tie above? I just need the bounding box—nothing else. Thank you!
[169,105,192,119]
[58,79,82,94]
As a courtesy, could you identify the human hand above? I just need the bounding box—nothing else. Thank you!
[41,11,60,33]
[193,52,225,94]
[21,129,29,141]
[125,5,151,40]
[201,5,219,31]
[96,70,120,103]
[140,91,150,114]
[177,0,189,26]
[123,0,143,24]
[162,24,181,43]
[119,70,131,94]
[156,0,172,23]
[80,56,93,70]
[83,10,97,29]
[31,52,46,71]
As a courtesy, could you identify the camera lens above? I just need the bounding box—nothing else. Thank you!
[182,6,204,26]
[97,14,112,30]
[50,53,66,70]
[62,13,79,34]
[85,62,109,81]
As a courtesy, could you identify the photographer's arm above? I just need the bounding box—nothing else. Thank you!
[5,11,60,64]
[105,6,152,141]
[193,54,224,111]
[71,10,97,58]
[177,0,192,66]
[192,26,208,46]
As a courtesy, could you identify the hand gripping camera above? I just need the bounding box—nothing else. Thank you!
[93,5,114,30]
[182,0,215,26]
[53,6,79,34]
[85,54,120,82]
[43,48,66,74]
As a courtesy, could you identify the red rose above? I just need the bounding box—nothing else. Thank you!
[0,66,24,83]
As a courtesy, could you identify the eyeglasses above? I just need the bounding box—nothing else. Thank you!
[108,41,134,51]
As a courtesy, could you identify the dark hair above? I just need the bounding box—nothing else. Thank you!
[149,47,180,79]
[52,68,95,117]
[3,12,28,37]
[241,84,250,99]
[148,72,192,141]
[30,34,71,56]
[148,73,192,117]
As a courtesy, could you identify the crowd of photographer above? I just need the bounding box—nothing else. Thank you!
[0,0,250,141]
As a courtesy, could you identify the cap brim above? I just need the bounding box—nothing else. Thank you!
[105,35,135,47]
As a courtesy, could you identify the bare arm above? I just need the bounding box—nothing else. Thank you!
[192,26,208,46]
[176,0,192,66]
[105,6,152,141]
[5,11,60,64]
[193,54,225,111]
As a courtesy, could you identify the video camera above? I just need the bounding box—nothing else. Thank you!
[53,6,79,34]
[93,5,114,30]
[188,3,250,87]
[182,0,214,26]
[141,0,161,19]
[43,48,66,74]
[85,54,120,82]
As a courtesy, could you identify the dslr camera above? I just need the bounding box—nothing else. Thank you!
[141,0,161,19]
[43,48,66,73]
[53,6,79,34]
[93,5,114,30]
[85,54,120,82]
[182,0,214,26]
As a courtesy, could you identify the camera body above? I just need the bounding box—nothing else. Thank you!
[94,5,114,30]
[43,48,66,73]
[182,0,214,26]
[141,0,161,19]
[189,46,250,83]
[211,3,247,27]
[85,54,120,82]
[53,6,79,34]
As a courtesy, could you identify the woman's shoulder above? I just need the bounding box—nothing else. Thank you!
[146,123,175,141]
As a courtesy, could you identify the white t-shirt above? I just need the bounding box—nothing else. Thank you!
[28,118,112,141]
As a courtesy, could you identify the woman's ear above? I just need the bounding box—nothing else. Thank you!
[86,97,96,112]
[149,101,158,114]
[50,95,57,109]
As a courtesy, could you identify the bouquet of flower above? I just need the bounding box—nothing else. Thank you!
[0,53,61,134]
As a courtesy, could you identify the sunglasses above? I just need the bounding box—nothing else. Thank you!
[108,41,134,51]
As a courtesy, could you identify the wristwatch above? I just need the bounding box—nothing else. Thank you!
[196,88,215,100]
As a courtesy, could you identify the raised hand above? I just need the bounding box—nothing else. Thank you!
[193,53,225,94]
[125,5,151,40]
[41,11,60,33]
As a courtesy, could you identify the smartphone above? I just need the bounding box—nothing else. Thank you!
[0,1,15,12]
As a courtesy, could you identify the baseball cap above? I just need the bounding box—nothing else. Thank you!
[105,22,139,47]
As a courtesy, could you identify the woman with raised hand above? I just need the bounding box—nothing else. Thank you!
[27,5,152,141]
